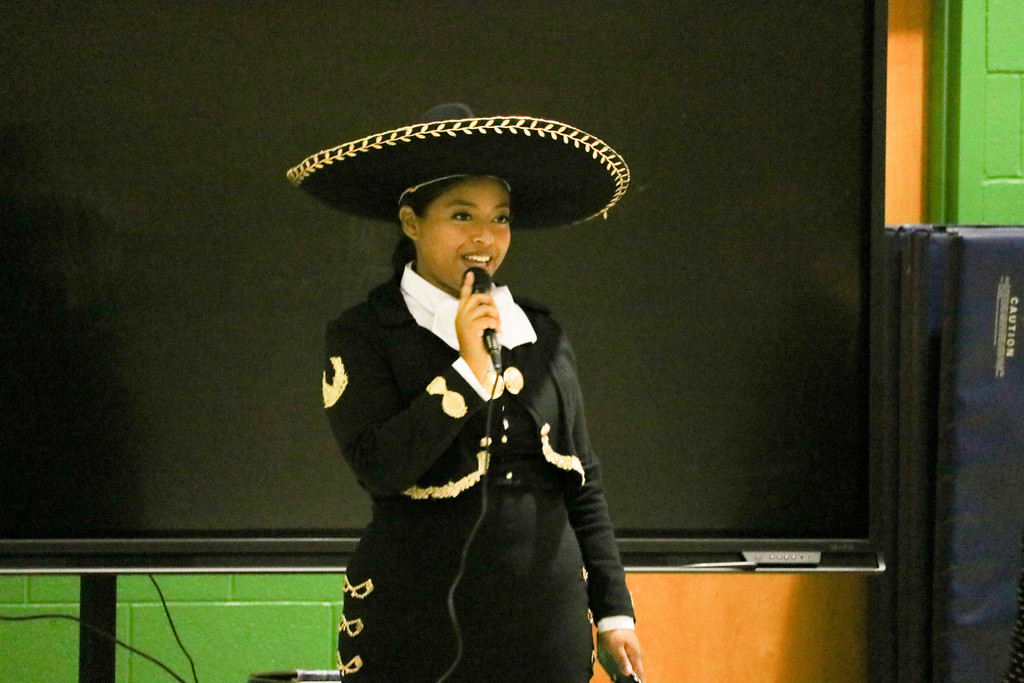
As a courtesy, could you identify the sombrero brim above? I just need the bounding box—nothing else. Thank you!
[286,116,629,229]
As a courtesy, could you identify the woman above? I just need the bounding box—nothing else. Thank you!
[289,104,644,682]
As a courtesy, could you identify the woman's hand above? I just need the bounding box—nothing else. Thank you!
[455,270,500,386]
[597,628,646,682]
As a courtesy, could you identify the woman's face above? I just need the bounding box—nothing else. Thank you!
[400,176,511,296]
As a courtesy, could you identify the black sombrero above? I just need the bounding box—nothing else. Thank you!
[286,104,629,229]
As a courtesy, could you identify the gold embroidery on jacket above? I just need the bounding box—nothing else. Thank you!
[338,654,363,675]
[323,356,348,408]
[540,423,586,484]
[339,616,364,637]
[502,366,524,394]
[403,450,488,499]
[344,577,374,599]
[482,366,524,398]
[483,370,505,399]
[426,376,467,418]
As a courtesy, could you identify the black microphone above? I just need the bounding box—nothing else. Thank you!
[466,267,502,373]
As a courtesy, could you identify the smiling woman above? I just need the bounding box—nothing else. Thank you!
[398,176,511,296]
[289,104,644,681]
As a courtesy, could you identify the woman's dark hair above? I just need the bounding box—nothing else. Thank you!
[399,176,471,216]
[390,235,417,274]
[390,176,477,275]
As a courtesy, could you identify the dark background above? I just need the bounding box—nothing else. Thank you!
[0,1,880,553]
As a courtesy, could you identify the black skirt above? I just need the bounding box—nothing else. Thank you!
[338,460,594,682]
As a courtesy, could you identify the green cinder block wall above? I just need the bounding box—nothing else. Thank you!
[932,0,1024,223]
[980,0,1024,222]
[0,574,343,681]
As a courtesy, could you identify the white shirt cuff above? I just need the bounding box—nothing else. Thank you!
[596,615,635,632]
[453,358,493,401]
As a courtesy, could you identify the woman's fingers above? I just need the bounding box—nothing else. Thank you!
[624,637,645,681]
[455,271,501,381]
[598,629,646,682]
[458,268,475,300]
[457,273,500,335]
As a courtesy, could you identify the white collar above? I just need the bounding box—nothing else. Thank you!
[400,263,537,351]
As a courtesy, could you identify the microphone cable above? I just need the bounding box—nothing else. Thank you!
[436,370,501,683]
[149,574,200,683]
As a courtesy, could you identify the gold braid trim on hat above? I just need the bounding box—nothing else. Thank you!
[402,450,489,500]
[286,116,630,223]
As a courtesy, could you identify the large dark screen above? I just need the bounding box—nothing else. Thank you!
[0,1,883,566]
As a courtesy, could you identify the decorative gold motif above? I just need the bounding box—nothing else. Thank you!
[481,366,523,399]
[582,566,589,582]
[540,423,586,484]
[338,654,363,675]
[403,450,488,499]
[287,116,630,226]
[323,356,348,408]
[344,577,374,599]
[441,392,467,418]
[426,376,467,418]
[483,370,505,399]
[502,366,524,394]
[339,616,364,637]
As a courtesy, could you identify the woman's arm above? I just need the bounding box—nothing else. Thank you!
[557,339,634,620]
[556,338,646,680]
[323,316,486,496]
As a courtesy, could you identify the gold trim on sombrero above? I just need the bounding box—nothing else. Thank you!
[403,450,489,500]
[287,116,630,223]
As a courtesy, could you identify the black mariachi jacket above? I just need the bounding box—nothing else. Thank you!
[322,275,634,622]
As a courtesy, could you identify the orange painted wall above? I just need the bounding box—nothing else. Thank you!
[591,1,930,680]
[887,0,932,224]
[592,574,869,682]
